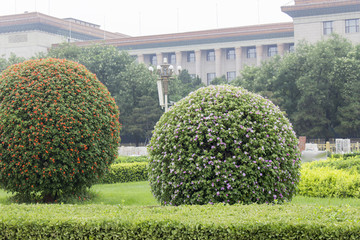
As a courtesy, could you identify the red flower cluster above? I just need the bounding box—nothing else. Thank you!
[0,58,121,201]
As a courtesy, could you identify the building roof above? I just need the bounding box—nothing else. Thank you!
[282,0,360,18]
[0,12,129,40]
[72,22,294,50]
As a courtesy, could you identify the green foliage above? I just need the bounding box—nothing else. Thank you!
[148,85,301,206]
[124,95,163,145]
[232,35,357,138]
[333,46,360,137]
[343,152,360,159]
[1,204,360,239]
[298,164,360,198]
[0,58,121,202]
[114,155,148,164]
[47,43,162,145]
[210,75,228,85]
[101,162,148,184]
[0,53,26,72]
[169,69,204,102]
[307,156,360,173]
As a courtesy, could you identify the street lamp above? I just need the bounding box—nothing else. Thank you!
[149,58,181,112]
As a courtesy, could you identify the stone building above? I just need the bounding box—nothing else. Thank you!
[1,0,360,85]
[0,12,128,59]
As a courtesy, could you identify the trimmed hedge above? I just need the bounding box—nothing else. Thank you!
[101,162,148,184]
[0,204,359,239]
[308,156,360,174]
[299,162,360,198]
[114,155,148,164]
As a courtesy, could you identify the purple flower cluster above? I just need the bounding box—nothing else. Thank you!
[148,85,301,206]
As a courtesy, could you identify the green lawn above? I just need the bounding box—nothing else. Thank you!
[89,181,158,206]
[1,181,360,207]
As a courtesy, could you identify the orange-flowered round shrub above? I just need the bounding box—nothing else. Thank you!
[0,58,120,202]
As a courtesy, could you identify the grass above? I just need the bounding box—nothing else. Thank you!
[0,181,158,206]
[89,181,158,206]
[1,181,360,207]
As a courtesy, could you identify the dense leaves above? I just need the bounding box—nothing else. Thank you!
[101,162,148,184]
[0,53,25,72]
[169,69,204,103]
[232,35,359,138]
[148,85,301,205]
[0,58,121,202]
[46,43,162,145]
[299,157,360,198]
[1,204,360,239]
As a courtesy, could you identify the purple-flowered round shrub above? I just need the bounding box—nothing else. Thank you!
[148,85,300,205]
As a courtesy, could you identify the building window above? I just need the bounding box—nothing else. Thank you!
[345,19,359,33]
[168,53,176,64]
[206,50,215,61]
[187,51,195,62]
[267,45,278,57]
[207,73,216,85]
[247,47,256,58]
[227,71,236,81]
[323,21,333,35]
[289,43,295,53]
[150,54,157,65]
[226,48,236,60]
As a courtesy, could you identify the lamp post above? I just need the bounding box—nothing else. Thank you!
[149,58,181,112]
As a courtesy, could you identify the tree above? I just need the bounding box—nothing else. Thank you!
[210,75,228,85]
[169,70,204,102]
[126,95,163,146]
[293,36,352,138]
[46,43,162,145]
[0,53,26,72]
[118,62,162,144]
[334,46,360,137]
[232,35,355,139]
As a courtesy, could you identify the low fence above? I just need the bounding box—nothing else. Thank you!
[317,142,360,153]
[118,146,148,156]
[306,138,360,153]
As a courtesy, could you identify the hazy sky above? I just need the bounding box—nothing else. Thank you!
[1,0,294,37]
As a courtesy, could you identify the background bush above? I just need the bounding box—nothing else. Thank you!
[114,155,148,164]
[148,85,301,206]
[101,162,148,184]
[0,58,121,202]
[308,156,360,174]
[299,157,360,198]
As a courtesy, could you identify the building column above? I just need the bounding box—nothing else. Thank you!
[215,48,222,77]
[157,53,163,65]
[195,50,202,79]
[137,54,144,64]
[277,43,285,56]
[175,51,182,72]
[235,47,243,75]
[256,45,263,66]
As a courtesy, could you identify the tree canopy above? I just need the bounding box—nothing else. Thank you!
[45,43,162,145]
[232,35,359,139]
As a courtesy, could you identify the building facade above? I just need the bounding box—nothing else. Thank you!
[0,12,128,59]
[1,0,360,85]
